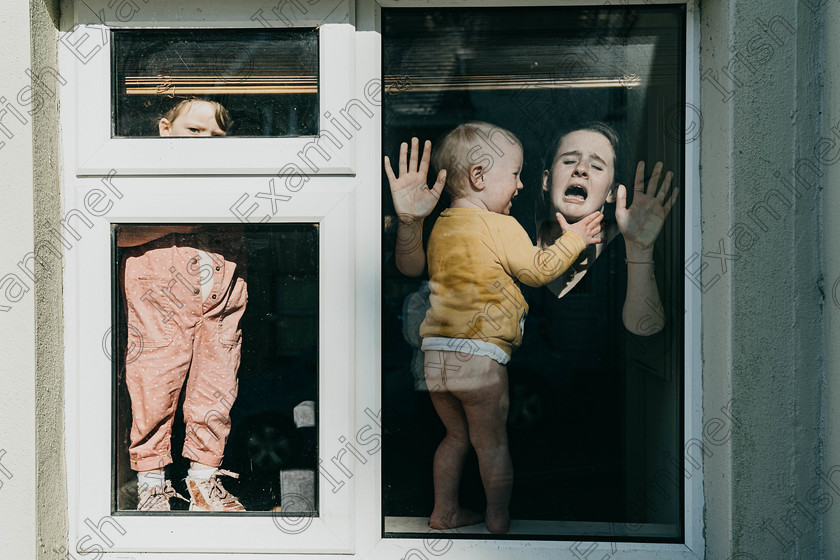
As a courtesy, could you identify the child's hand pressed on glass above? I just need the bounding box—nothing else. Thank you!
[384,137,446,223]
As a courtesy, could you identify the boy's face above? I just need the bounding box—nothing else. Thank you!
[543,130,615,222]
[159,101,226,137]
[476,145,524,215]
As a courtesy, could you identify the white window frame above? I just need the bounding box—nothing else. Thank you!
[69,0,356,175]
[62,0,702,557]
[62,0,361,556]
[364,0,704,559]
[65,178,357,554]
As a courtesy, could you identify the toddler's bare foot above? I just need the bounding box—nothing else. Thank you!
[429,507,484,530]
[485,509,510,534]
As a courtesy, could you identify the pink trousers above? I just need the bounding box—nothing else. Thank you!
[122,233,247,472]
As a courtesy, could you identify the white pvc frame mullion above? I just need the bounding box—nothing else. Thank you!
[683,0,703,555]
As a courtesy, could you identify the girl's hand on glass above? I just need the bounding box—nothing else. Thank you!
[557,211,604,246]
[384,137,446,224]
[615,161,679,251]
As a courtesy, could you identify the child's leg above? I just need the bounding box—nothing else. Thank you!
[182,268,246,467]
[449,354,512,534]
[179,252,247,511]
[123,250,192,473]
[427,388,484,529]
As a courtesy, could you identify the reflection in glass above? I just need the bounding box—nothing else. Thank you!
[382,6,685,540]
[112,29,319,136]
[113,224,319,514]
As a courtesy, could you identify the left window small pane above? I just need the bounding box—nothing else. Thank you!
[112,29,319,137]
[112,224,319,515]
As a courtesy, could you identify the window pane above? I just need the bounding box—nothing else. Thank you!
[112,29,319,137]
[382,6,685,540]
[113,224,319,516]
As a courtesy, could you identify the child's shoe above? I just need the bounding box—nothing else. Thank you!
[185,469,246,512]
[137,480,188,511]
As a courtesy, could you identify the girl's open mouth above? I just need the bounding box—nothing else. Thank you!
[564,185,588,203]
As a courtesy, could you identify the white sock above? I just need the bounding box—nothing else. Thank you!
[188,464,217,480]
[137,469,165,491]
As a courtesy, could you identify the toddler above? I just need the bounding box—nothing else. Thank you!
[393,122,602,533]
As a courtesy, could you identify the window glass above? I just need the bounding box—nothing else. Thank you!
[382,5,685,540]
[112,29,319,137]
[113,224,319,515]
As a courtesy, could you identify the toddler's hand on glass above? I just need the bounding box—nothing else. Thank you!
[557,211,603,246]
[384,137,446,224]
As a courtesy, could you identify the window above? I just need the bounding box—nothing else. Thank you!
[65,0,356,554]
[63,0,701,557]
[69,181,355,553]
[381,4,687,542]
[70,4,355,175]
[112,29,319,137]
[112,224,319,514]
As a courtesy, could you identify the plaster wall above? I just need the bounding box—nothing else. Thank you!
[30,0,68,558]
[821,0,840,557]
[701,0,826,558]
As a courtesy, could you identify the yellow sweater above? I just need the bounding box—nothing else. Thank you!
[420,208,586,358]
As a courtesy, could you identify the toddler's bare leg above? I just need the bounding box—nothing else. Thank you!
[451,355,512,534]
[425,350,483,530]
[427,390,484,529]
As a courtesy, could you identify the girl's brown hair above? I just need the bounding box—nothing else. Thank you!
[162,98,231,132]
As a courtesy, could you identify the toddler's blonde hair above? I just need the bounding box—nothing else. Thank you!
[433,121,522,199]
